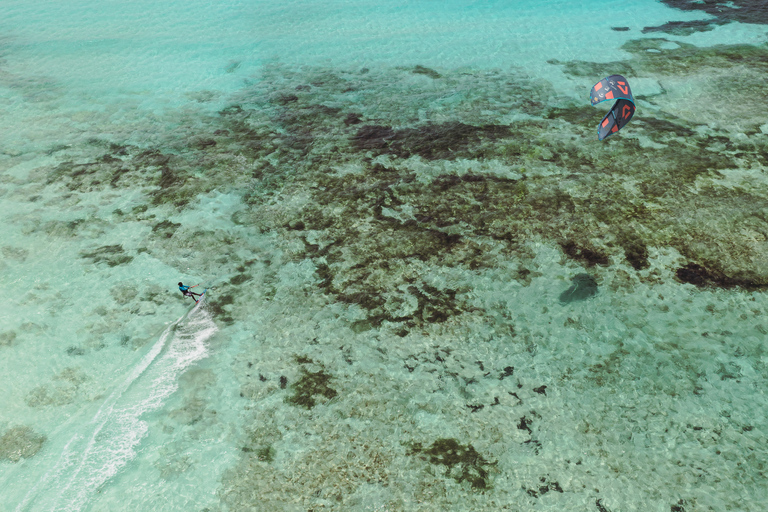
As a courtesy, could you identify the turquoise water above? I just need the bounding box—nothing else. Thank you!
[1,1,768,510]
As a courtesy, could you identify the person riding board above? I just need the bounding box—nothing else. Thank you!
[178,282,202,302]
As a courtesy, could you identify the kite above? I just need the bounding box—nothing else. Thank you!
[590,75,635,140]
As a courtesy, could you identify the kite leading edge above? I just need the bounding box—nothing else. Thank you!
[590,75,635,141]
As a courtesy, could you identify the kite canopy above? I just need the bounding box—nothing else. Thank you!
[590,75,635,141]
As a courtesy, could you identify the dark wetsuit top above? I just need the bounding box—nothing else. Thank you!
[179,285,195,296]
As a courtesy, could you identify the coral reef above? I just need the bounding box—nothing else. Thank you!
[208,52,768,510]
[9,34,768,511]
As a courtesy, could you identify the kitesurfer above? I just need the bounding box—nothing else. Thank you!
[178,282,201,301]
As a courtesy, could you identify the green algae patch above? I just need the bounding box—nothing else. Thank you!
[0,426,46,462]
[285,362,338,409]
[407,438,496,490]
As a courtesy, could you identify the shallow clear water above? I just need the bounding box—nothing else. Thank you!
[1,1,767,511]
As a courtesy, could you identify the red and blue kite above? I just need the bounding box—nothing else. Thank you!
[590,75,635,140]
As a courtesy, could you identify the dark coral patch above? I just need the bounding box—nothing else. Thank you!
[352,125,396,151]
[275,93,299,105]
[192,137,217,149]
[642,19,729,36]
[109,168,132,187]
[620,237,650,270]
[134,149,171,167]
[209,293,235,324]
[47,159,125,192]
[555,38,768,87]
[633,117,696,139]
[393,122,511,161]
[339,282,467,333]
[621,38,768,75]
[344,112,363,125]
[152,220,181,239]
[42,143,213,208]
[409,284,464,323]
[407,438,495,490]
[229,274,252,285]
[278,103,342,134]
[660,0,768,25]
[294,168,486,334]
[597,498,612,512]
[525,477,564,498]
[411,65,441,79]
[80,245,133,267]
[354,122,511,160]
[286,364,338,409]
[675,263,768,290]
[545,105,603,126]
[560,241,609,267]
[547,58,636,79]
[677,263,726,287]
[156,167,178,189]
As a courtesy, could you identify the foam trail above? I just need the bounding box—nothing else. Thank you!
[16,303,217,512]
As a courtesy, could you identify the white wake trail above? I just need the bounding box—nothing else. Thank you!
[17,303,217,512]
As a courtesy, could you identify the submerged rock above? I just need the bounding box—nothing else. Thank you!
[559,273,598,304]
[0,426,46,462]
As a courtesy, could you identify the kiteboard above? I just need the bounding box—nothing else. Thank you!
[195,288,208,304]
